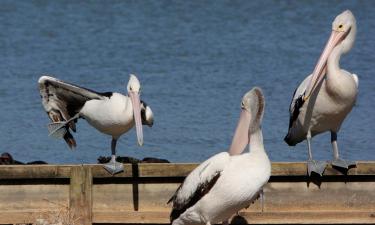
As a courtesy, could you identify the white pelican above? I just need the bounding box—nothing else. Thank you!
[38,74,153,174]
[169,87,271,225]
[284,10,358,176]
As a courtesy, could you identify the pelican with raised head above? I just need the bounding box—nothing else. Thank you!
[169,87,271,225]
[38,74,154,174]
[284,10,358,176]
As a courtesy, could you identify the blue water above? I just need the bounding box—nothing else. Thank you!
[0,1,374,164]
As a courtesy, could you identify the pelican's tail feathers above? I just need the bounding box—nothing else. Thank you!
[64,131,77,149]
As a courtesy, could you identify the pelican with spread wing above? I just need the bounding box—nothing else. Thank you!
[38,74,153,174]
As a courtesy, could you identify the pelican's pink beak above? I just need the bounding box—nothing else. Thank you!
[304,30,348,100]
[129,91,143,146]
[228,108,251,155]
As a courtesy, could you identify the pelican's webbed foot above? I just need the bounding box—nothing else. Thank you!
[47,122,68,138]
[47,113,80,138]
[331,158,356,169]
[103,157,124,175]
[307,159,327,176]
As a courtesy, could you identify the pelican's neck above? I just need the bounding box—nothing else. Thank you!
[327,45,343,77]
[249,128,265,154]
[327,25,356,79]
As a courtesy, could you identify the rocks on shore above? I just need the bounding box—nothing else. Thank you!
[0,152,170,165]
[0,152,48,165]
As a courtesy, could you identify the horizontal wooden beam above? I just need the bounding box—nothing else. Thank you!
[92,211,375,224]
[1,210,373,224]
[0,164,71,179]
[0,161,374,179]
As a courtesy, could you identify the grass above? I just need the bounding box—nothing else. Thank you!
[21,199,81,225]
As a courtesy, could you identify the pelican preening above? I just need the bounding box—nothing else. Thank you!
[284,10,358,176]
[169,87,271,225]
[38,74,153,174]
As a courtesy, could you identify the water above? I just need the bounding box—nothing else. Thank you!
[0,0,374,164]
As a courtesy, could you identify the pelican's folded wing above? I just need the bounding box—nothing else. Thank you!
[168,152,230,222]
[287,74,312,129]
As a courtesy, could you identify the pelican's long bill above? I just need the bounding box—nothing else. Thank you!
[304,29,349,100]
[129,91,143,146]
[228,108,251,155]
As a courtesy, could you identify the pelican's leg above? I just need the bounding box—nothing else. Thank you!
[306,130,327,176]
[47,113,80,138]
[330,132,356,169]
[103,138,124,175]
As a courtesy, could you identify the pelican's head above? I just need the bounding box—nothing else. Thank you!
[332,10,356,53]
[228,87,265,155]
[304,10,356,101]
[127,74,144,146]
[332,10,355,32]
[241,87,265,134]
[127,74,141,93]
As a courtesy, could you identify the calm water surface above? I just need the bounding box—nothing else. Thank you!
[0,1,374,163]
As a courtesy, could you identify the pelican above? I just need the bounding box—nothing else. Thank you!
[38,74,154,174]
[284,10,358,176]
[169,87,271,225]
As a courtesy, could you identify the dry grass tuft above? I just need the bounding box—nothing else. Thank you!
[22,199,81,225]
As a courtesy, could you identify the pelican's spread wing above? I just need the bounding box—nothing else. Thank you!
[287,74,312,129]
[168,152,230,222]
[38,75,108,148]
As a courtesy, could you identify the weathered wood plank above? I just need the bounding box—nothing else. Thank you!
[70,166,93,225]
[91,211,375,224]
[92,183,262,213]
[0,184,68,212]
[89,163,198,178]
[93,161,375,177]
[91,180,375,214]
[263,181,375,211]
[0,211,373,224]
[0,165,71,179]
[271,161,375,176]
[0,162,373,179]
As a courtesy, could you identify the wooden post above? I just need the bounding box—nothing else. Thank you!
[69,165,92,225]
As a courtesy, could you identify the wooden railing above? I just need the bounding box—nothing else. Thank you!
[0,162,374,224]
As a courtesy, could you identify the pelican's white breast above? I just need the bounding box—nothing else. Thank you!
[309,73,357,134]
[80,93,134,137]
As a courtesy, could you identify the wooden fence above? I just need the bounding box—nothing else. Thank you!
[0,162,374,224]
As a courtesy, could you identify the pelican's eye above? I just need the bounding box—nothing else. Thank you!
[338,24,343,29]
[241,101,245,108]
